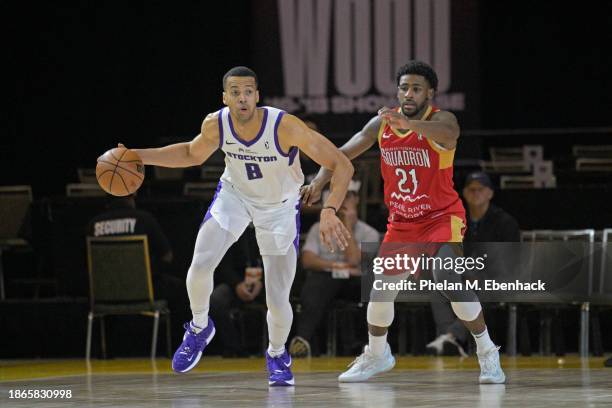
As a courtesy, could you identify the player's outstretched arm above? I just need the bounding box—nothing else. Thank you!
[279,114,354,252]
[130,113,220,168]
[301,116,380,206]
[378,107,460,149]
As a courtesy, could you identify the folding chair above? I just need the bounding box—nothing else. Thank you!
[0,185,33,299]
[518,229,594,357]
[85,235,172,360]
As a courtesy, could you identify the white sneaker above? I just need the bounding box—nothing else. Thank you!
[446,336,469,358]
[426,334,450,355]
[426,334,468,357]
[477,346,506,384]
[338,344,395,382]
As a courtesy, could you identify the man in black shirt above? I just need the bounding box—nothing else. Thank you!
[462,172,521,243]
[89,195,173,269]
[427,172,520,355]
[87,195,188,346]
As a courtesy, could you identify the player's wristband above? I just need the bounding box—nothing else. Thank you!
[321,206,337,214]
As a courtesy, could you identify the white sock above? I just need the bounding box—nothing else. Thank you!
[473,327,495,354]
[368,333,387,357]
[268,344,285,357]
[191,313,208,333]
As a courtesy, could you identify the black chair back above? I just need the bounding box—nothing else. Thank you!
[0,185,32,240]
[86,235,154,305]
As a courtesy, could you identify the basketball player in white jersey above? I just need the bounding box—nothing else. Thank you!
[126,66,353,386]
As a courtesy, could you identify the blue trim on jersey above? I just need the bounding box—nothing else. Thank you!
[274,111,298,165]
[288,147,298,166]
[273,111,291,157]
[202,181,223,227]
[218,108,224,149]
[293,198,301,252]
[227,107,268,147]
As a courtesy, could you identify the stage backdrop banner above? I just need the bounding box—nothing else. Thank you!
[251,0,480,134]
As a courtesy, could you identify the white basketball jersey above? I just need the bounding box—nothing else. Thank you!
[217,106,304,205]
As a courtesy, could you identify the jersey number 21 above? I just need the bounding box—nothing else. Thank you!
[396,168,418,194]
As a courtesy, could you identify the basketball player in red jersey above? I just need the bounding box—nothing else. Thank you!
[302,61,505,384]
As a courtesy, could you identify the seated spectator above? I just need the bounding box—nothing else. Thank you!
[426,171,521,356]
[289,181,380,357]
[209,224,264,357]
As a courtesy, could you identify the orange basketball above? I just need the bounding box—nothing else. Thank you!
[96,147,145,196]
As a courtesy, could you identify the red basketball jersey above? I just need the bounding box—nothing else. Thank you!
[378,105,465,230]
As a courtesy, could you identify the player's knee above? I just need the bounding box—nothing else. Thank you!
[367,302,394,327]
[267,302,293,324]
[451,301,482,322]
[431,253,471,303]
[266,298,290,314]
[188,251,216,275]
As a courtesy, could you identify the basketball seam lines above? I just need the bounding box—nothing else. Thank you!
[109,149,130,194]
[95,169,114,181]
[109,149,122,162]
[116,171,130,196]
[97,159,144,180]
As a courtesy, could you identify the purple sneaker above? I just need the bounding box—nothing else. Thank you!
[266,349,294,386]
[172,318,216,373]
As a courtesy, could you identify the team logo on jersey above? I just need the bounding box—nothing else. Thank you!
[226,151,278,162]
[380,147,431,168]
[238,147,257,154]
[390,192,430,202]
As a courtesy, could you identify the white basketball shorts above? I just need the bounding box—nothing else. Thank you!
[202,181,301,256]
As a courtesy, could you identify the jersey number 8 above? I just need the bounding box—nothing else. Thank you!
[245,163,263,180]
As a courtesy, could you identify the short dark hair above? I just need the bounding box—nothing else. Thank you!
[396,61,438,90]
[223,66,258,89]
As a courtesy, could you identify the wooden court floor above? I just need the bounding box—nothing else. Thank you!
[1,355,611,407]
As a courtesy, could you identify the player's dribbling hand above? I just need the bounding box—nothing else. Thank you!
[378,106,410,129]
[97,143,126,162]
[300,180,323,206]
[319,209,351,252]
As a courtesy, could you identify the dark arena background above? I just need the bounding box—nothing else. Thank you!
[2,0,612,407]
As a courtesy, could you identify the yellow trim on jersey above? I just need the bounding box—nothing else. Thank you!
[427,139,455,169]
[377,120,386,145]
[449,215,465,243]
